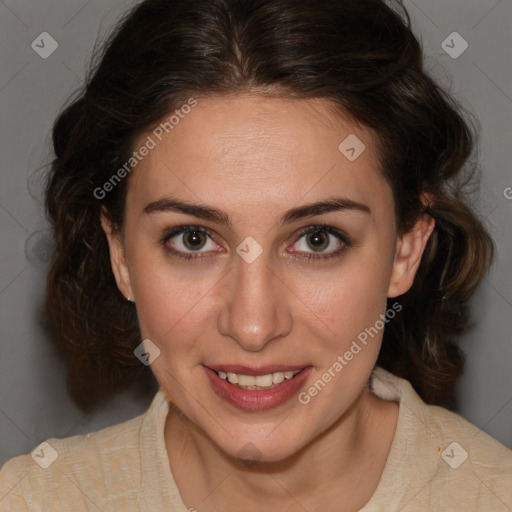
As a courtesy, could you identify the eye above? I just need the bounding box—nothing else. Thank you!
[161,226,220,260]
[161,224,351,262]
[287,225,351,261]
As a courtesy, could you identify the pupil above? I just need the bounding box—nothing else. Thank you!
[185,230,205,249]
[308,231,328,251]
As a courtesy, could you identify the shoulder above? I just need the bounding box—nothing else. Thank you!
[0,391,166,511]
[371,366,511,462]
[369,367,512,511]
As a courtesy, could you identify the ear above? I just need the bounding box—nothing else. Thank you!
[100,206,134,301]
[387,212,435,298]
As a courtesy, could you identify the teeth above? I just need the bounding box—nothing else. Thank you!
[227,372,238,384]
[217,369,302,389]
[255,374,273,387]
[272,372,285,384]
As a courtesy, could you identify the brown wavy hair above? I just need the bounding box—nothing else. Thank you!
[45,0,494,410]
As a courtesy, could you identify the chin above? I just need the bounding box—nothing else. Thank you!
[216,430,309,467]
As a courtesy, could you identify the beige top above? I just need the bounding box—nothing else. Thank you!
[1,367,510,511]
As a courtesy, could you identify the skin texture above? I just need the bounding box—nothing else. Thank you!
[101,94,435,511]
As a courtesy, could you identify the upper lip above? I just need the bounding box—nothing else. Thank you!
[205,364,309,376]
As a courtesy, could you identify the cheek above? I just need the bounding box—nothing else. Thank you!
[129,249,224,348]
[297,254,393,344]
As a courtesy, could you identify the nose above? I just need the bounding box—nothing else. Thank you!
[217,251,293,352]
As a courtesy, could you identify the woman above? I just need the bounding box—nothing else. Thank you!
[1,0,510,510]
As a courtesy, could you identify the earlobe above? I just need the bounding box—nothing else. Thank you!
[387,213,435,298]
[100,207,134,301]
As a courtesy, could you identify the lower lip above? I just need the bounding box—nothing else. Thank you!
[203,365,313,411]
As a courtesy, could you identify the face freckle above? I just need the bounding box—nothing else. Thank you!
[107,93,406,462]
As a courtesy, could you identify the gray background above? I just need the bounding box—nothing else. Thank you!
[0,0,511,466]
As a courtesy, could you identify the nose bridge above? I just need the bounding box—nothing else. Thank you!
[217,252,292,351]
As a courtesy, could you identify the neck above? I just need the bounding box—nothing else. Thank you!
[164,388,398,511]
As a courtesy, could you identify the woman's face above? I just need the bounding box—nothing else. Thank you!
[103,94,432,462]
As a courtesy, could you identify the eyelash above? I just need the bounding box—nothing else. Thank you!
[160,224,352,263]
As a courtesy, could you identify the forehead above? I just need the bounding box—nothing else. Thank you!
[127,94,390,217]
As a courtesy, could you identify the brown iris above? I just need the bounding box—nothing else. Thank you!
[305,230,329,252]
[183,230,208,250]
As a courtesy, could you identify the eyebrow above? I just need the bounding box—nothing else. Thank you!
[143,196,371,227]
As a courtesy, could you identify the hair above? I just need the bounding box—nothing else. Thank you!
[45,0,494,410]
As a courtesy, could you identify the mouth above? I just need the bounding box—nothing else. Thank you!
[202,364,313,411]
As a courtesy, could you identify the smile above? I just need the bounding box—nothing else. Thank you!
[203,365,313,411]
[214,369,302,390]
